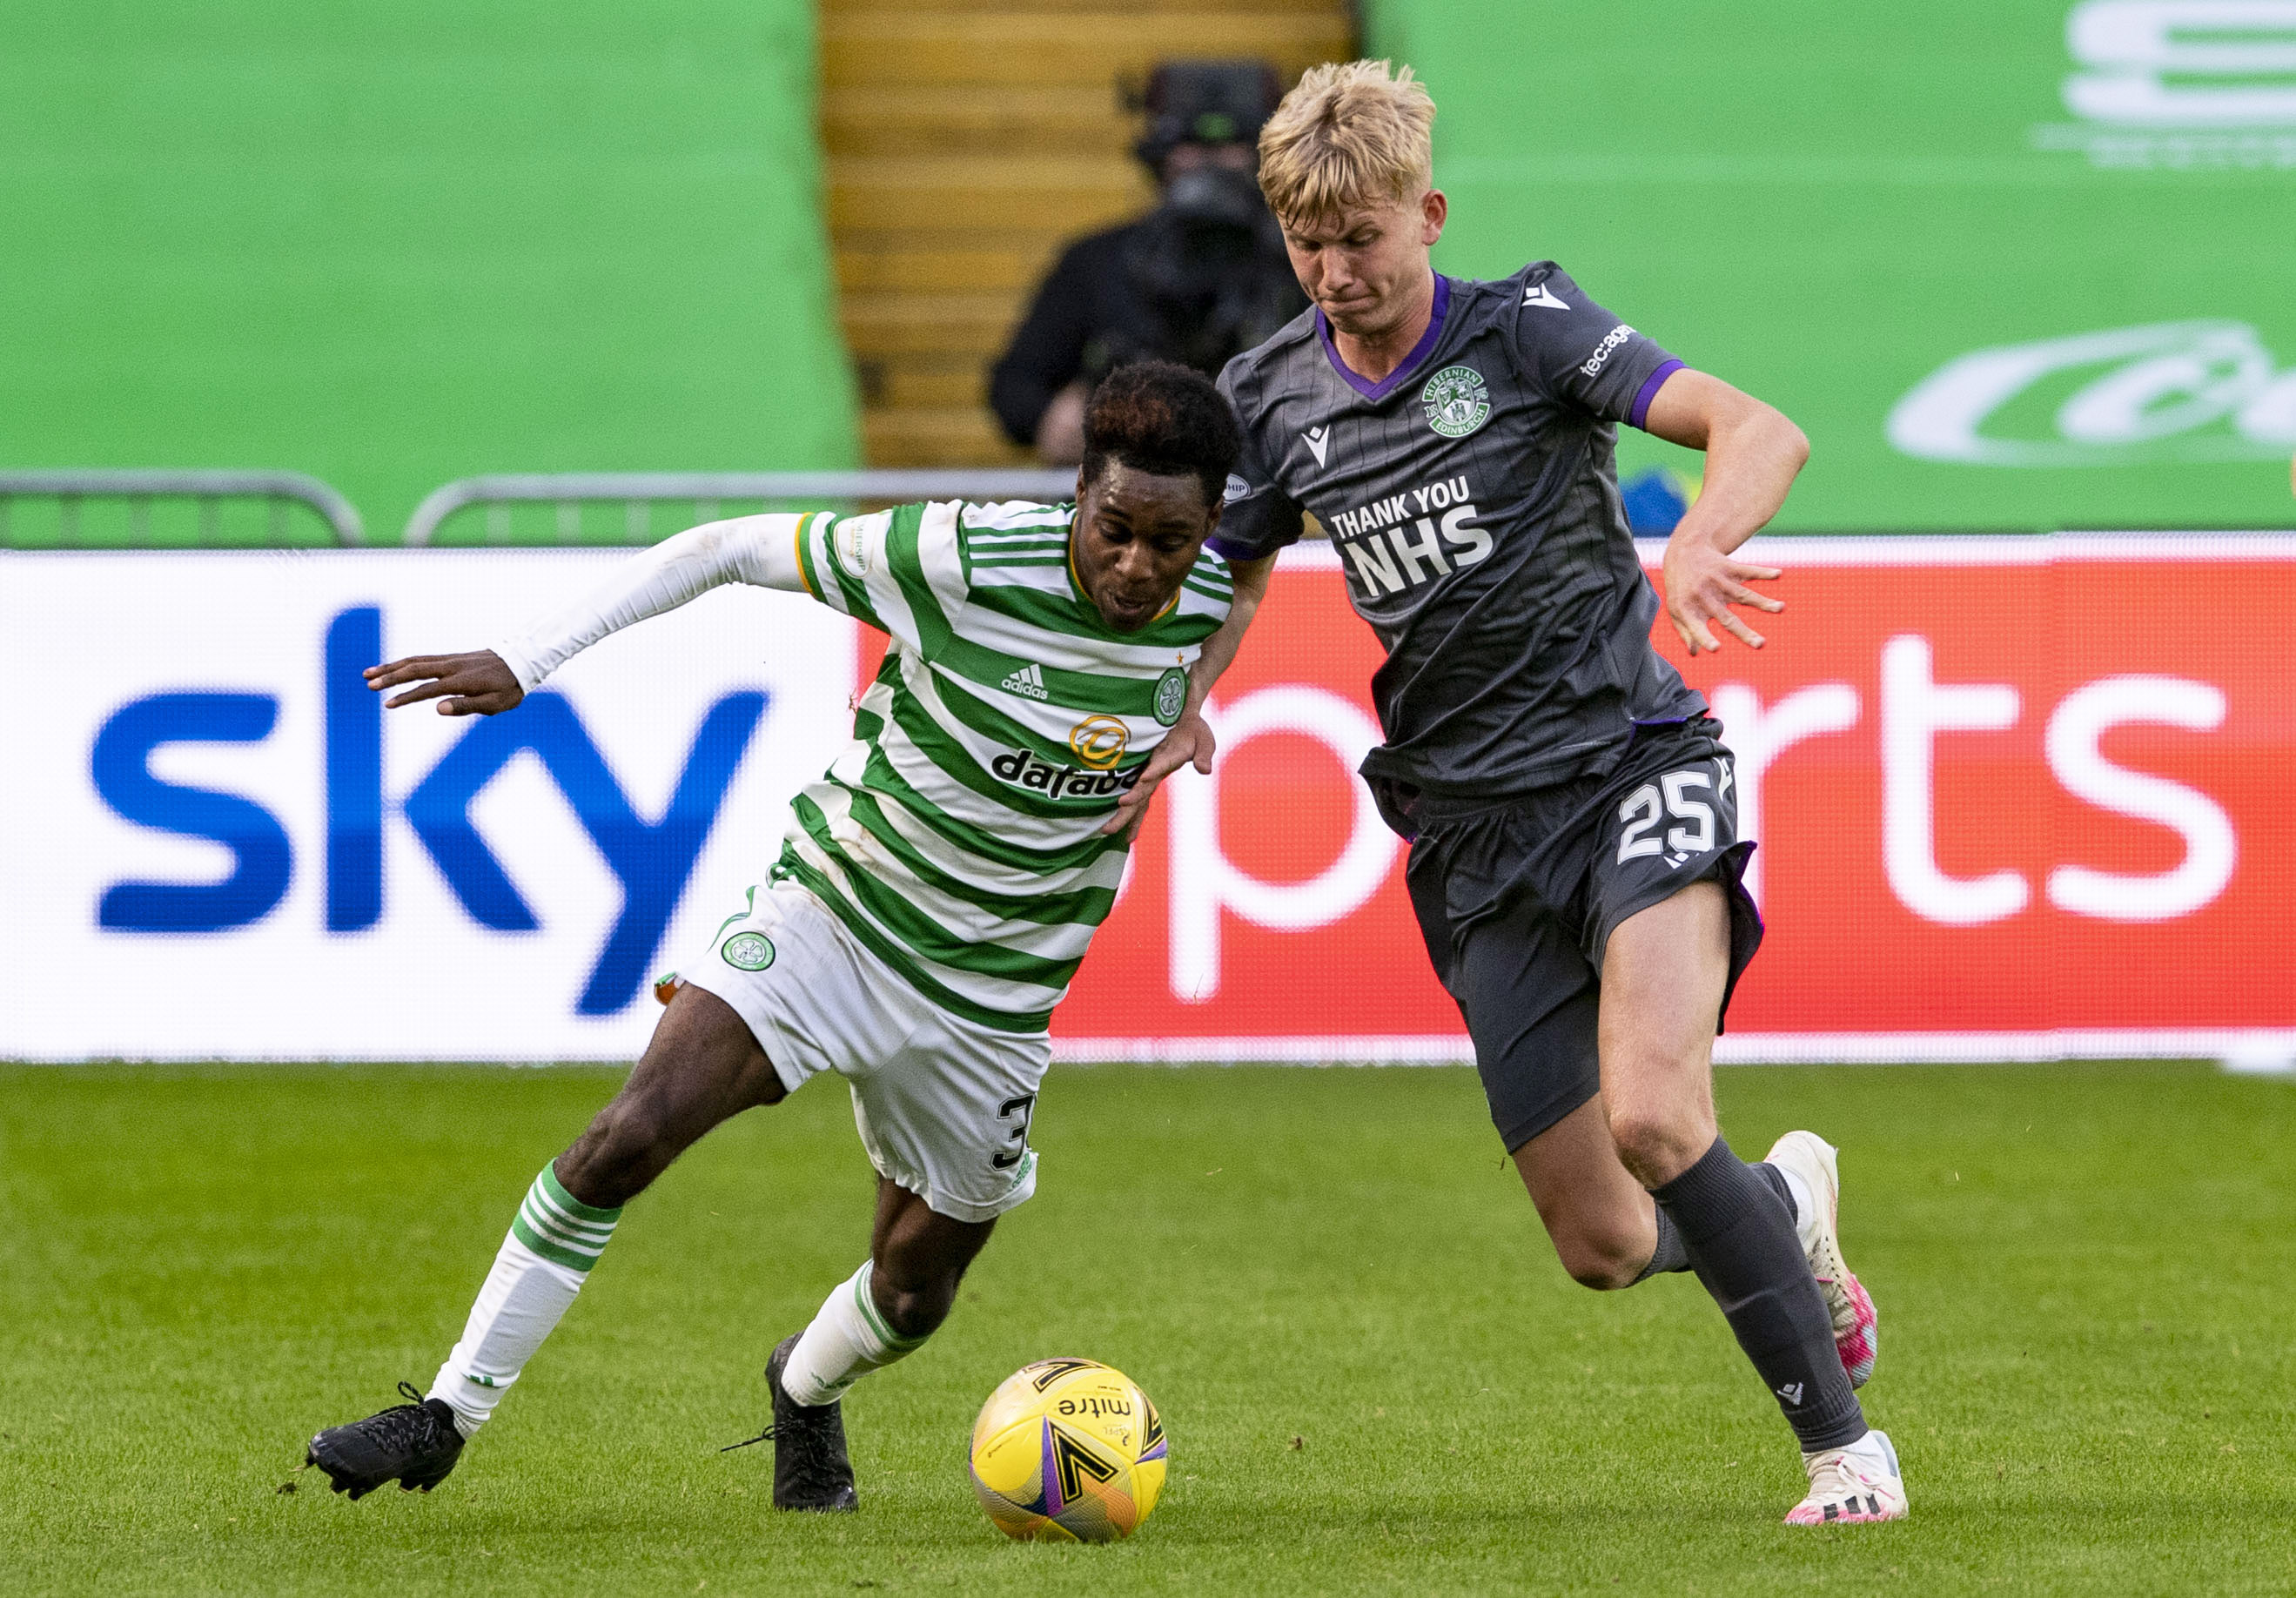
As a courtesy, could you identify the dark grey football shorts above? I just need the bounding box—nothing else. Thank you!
[1394,716,1763,1153]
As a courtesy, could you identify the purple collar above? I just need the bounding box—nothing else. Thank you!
[1315,272,1452,401]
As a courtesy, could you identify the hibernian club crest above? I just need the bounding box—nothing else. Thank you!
[1420,365,1491,438]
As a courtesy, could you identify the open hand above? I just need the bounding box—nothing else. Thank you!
[1101,710,1217,836]
[1661,533,1783,655]
[363,650,525,715]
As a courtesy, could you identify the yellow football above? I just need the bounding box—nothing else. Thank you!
[968,1358,1167,1542]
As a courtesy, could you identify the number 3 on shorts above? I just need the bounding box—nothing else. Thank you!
[991,1094,1037,1171]
[1617,768,1717,863]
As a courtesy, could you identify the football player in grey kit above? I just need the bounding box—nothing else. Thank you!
[1115,61,1905,1524]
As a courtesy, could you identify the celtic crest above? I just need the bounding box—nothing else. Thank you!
[720,931,775,971]
[1152,668,1188,727]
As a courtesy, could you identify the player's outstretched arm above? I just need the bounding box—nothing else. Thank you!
[1099,552,1276,836]
[364,514,818,715]
[1641,369,1808,655]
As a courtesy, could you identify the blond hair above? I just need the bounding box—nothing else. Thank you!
[1257,60,1435,228]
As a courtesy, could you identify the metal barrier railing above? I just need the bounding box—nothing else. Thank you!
[0,469,364,547]
[403,470,1081,547]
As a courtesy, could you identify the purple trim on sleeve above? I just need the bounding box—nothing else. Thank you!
[1628,359,1686,431]
[1315,273,1452,401]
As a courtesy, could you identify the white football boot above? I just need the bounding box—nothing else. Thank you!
[1764,1130,1878,1388]
[1784,1429,1907,1525]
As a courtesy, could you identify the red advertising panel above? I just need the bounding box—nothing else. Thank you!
[1051,536,2296,1062]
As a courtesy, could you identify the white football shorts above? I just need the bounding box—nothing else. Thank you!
[669,879,1044,1223]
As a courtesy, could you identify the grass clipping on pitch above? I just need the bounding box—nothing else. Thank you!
[0,1059,2288,1595]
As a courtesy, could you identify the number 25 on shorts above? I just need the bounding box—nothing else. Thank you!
[1618,768,1717,863]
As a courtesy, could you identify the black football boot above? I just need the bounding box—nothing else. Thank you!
[762,1333,858,1511]
[305,1382,467,1500]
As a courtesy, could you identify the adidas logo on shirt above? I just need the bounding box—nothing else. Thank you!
[1000,661,1050,701]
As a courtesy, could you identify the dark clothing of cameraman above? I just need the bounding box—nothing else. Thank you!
[989,164,1306,454]
[988,58,1309,459]
[989,221,1165,452]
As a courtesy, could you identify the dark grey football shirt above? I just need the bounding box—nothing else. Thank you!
[1213,263,1705,798]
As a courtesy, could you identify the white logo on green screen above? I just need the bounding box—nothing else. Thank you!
[1889,319,2296,465]
[721,931,775,971]
[2036,2,2296,169]
[1420,366,1491,438]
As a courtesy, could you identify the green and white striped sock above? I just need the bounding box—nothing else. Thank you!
[780,1261,930,1407]
[509,1163,622,1273]
[428,1164,623,1435]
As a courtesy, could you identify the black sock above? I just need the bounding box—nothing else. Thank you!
[1653,1137,1865,1451]
[1752,1160,1794,1216]
[1631,1202,1690,1283]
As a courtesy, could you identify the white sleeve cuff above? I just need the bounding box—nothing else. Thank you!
[489,636,550,694]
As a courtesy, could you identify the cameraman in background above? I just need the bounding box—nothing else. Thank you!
[990,60,1307,465]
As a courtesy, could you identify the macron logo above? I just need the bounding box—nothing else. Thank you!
[1776,1382,1804,1406]
[1523,282,1570,311]
[1000,662,1050,702]
[1301,425,1331,467]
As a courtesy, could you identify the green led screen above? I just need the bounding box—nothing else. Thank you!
[1366,0,2295,529]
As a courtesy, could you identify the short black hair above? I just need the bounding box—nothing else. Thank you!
[1080,360,1241,508]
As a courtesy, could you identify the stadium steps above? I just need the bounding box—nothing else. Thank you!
[820,0,1355,467]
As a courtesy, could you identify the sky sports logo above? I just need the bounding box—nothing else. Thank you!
[90,606,764,1016]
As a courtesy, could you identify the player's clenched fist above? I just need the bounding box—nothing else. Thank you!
[363,649,526,715]
[1661,532,1782,655]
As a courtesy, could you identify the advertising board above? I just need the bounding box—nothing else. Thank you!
[1063,537,2296,1063]
[0,552,854,1058]
[4,540,2290,1063]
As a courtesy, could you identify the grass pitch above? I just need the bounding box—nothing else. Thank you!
[2,1060,2289,1595]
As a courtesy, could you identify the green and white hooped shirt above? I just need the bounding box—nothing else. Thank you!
[493,500,1233,1034]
